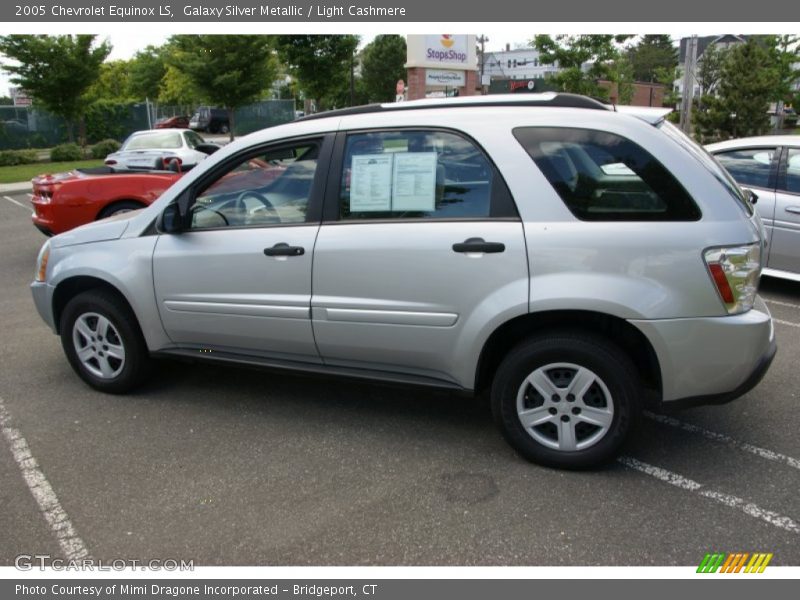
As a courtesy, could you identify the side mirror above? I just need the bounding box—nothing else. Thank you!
[161,203,184,233]
[196,143,221,156]
[748,189,759,205]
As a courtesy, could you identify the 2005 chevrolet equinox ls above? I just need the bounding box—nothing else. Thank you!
[31,93,777,469]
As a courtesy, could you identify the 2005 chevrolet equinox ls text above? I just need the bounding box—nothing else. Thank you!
[31,93,777,469]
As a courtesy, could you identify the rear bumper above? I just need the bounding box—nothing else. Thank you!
[630,296,776,406]
[658,337,777,410]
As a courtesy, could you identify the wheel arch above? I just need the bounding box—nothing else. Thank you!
[96,198,148,221]
[475,310,662,403]
[52,276,138,336]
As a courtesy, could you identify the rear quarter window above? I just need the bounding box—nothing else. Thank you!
[513,127,701,222]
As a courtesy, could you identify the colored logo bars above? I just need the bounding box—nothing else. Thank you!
[697,552,773,573]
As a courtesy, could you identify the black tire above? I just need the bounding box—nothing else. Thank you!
[491,331,641,469]
[98,201,145,220]
[60,290,151,394]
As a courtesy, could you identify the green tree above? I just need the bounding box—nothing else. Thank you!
[275,35,360,111]
[766,35,800,128]
[86,60,134,102]
[627,35,677,82]
[129,45,167,101]
[694,39,777,141]
[532,35,633,100]
[158,65,201,107]
[360,35,407,103]
[0,34,111,142]
[696,42,727,97]
[169,35,278,140]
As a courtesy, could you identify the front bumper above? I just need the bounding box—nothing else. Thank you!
[630,295,776,406]
[31,281,56,333]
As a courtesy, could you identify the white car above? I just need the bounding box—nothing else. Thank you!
[105,129,217,170]
[707,136,800,282]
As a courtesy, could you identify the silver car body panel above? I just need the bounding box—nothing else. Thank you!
[631,296,774,401]
[152,226,321,362]
[311,221,529,388]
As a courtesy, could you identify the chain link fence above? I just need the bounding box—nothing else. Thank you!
[0,99,296,151]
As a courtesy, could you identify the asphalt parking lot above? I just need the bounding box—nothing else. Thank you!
[1,190,799,566]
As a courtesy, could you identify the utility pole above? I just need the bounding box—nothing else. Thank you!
[679,35,697,134]
[349,50,355,106]
[477,35,489,94]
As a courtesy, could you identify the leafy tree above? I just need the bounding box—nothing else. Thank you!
[532,35,633,101]
[0,96,13,105]
[627,35,677,82]
[275,35,360,111]
[360,35,407,103]
[694,39,777,141]
[129,45,167,101]
[86,60,134,102]
[169,35,278,140]
[0,35,111,141]
[158,65,201,107]
[765,35,800,128]
[696,42,727,97]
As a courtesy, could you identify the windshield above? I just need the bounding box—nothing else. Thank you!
[657,120,753,216]
[123,132,183,151]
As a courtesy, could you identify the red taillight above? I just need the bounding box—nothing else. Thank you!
[708,263,735,304]
[105,159,117,165]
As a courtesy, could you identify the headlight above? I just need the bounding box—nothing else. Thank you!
[34,241,50,282]
[704,244,761,314]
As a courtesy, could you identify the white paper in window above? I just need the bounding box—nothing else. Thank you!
[350,154,393,212]
[392,152,438,211]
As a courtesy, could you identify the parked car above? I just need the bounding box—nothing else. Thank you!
[31,164,184,236]
[31,94,775,469]
[154,115,190,129]
[189,107,230,134]
[707,136,800,282]
[105,129,218,170]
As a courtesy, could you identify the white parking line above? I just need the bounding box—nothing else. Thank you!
[26,193,34,198]
[3,195,30,210]
[618,456,800,534]
[764,298,800,311]
[0,396,90,559]
[774,318,800,329]
[644,411,800,471]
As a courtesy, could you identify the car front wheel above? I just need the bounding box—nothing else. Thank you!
[491,331,641,469]
[60,290,151,394]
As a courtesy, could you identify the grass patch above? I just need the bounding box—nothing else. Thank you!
[0,159,105,184]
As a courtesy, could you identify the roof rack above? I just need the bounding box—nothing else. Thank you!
[297,93,612,122]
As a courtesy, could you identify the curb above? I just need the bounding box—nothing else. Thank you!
[0,181,32,194]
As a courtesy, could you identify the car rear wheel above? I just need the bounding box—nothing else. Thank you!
[491,331,641,469]
[98,201,145,219]
[60,290,151,394]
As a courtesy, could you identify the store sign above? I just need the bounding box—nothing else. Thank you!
[424,35,468,65]
[426,69,466,86]
[10,86,32,107]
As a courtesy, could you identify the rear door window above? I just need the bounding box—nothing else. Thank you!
[714,147,776,190]
[336,130,516,220]
[514,127,701,221]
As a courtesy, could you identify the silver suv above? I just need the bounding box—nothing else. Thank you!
[31,94,776,469]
